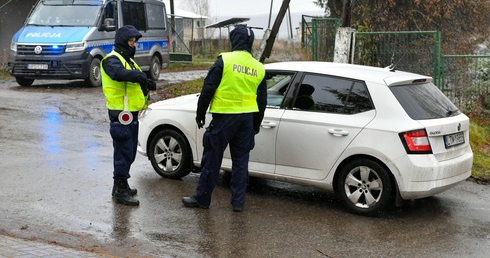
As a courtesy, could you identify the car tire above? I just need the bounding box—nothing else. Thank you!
[146,55,161,81]
[85,57,101,87]
[148,129,192,179]
[336,158,394,216]
[16,77,34,86]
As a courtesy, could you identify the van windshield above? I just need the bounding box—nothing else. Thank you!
[27,4,101,27]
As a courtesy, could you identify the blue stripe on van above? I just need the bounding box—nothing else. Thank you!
[86,40,169,55]
[136,40,169,52]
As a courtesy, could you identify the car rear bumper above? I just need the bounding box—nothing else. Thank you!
[393,149,473,200]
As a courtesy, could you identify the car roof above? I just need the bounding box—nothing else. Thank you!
[264,61,433,86]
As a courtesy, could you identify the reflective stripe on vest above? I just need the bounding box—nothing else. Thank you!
[101,51,147,111]
[209,51,265,114]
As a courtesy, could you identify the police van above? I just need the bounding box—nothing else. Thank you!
[8,0,170,87]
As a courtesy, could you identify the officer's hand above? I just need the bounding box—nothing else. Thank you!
[147,79,157,91]
[253,119,261,134]
[196,116,205,129]
[140,81,149,96]
[253,125,260,134]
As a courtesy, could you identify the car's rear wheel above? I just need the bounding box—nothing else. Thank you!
[148,129,191,179]
[16,77,34,86]
[336,159,393,216]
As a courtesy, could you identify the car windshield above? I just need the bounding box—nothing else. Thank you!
[266,73,293,108]
[27,4,101,26]
[390,82,461,120]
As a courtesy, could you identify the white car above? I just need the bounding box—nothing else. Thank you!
[137,61,473,215]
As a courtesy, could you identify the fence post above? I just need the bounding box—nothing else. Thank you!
[334,27,355,64]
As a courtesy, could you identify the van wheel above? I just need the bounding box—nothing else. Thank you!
[16,77,34,86]
[86,57,101,87]
[146,55,161,81]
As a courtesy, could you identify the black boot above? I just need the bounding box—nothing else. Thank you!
[112,184,137,196]
[113,179,140,206]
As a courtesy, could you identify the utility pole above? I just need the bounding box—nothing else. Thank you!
[169,0,176,52]
[258,0,291,63]
[341,0,351,27]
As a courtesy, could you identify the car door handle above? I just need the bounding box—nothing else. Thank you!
[328,129,349,136]
[261,121,277,129]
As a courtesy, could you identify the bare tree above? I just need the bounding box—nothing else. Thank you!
[180,0,209,17]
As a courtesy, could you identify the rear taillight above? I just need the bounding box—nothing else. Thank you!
[399,129,432,154]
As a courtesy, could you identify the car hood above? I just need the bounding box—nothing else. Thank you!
[149,93,200,110]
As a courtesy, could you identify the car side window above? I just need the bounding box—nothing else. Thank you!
[297,74,374,114]
[265,73,294,108]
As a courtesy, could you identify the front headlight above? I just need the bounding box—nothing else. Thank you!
[65,42,85,52]
[139,108,152,119]
[10,41,17,52]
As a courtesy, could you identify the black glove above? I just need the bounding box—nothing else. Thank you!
[196,115,205,129]
[140,81,149,96]
[253,124,260,134]
[146,79,157,91]
[253,115,261,134]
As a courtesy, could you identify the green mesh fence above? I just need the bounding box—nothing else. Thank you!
[352,31,441,86]
[442,55,490,114]
[305,25,488,114]
[302,16,340,62]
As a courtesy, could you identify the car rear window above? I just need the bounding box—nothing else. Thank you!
[390,82,461,120]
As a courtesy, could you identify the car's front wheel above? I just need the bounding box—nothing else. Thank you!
[148,129,192,179]
[85,57,101,87]
[16,77,34,86]
[336,159,394,216]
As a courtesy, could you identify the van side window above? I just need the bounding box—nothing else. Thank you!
[122,2,146,31]
[146,4,166,29]
[103,1,118,28]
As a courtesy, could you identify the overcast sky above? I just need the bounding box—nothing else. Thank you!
[207,0,324,17]
[162,0,325,38]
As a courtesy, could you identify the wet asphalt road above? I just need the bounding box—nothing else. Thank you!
[0,76,489,258]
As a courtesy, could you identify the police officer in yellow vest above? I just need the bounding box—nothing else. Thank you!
[182,25,267,212]
[101,25,156,206]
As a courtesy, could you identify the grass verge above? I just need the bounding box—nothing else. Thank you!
[469,117,490,184]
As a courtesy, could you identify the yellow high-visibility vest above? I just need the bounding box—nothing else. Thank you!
[101,51,148,111]
[209,51,265,114]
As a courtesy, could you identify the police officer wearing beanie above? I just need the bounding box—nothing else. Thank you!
[101,25,156,206]
[182,25,267,212]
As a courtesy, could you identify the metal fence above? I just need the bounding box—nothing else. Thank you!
[302,16,340,62]
[442,55,490,114]
[352,31,442,86]
[304,25,489,114]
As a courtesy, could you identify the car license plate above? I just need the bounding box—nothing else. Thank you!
[444,131,465,148]
[27,64,48,70]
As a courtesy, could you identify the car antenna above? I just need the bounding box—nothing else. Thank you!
[385,53,405,72]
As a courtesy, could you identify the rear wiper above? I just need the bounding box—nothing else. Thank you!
[446,108,459,117]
